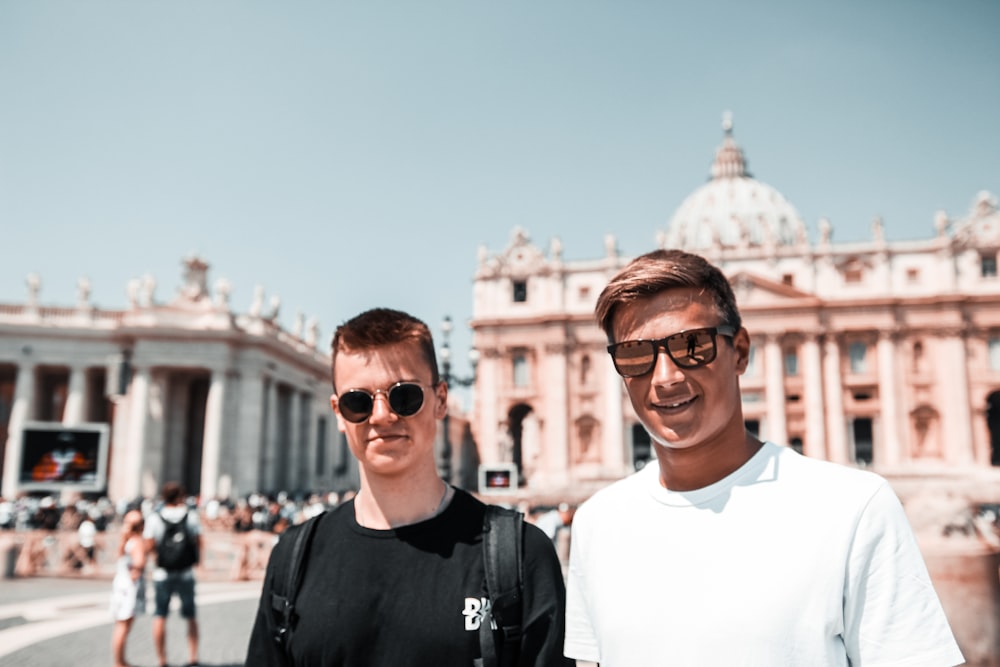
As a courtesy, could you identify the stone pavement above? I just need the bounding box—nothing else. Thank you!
[0,577,599,667]
[0,576,263,667]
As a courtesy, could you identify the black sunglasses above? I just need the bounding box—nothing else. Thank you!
[336,381,430,423]
[607,325,737,377]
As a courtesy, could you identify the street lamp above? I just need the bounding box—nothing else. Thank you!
[438,315,479,484]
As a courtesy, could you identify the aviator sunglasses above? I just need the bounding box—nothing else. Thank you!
[336,381,430,423]
[607,325,737,377]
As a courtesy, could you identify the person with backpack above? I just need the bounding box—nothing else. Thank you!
[144,481,202,667]
[244,308,573,666]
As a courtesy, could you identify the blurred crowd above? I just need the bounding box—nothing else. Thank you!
[0,489,580,579]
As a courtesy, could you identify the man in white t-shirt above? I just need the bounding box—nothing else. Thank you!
[144,481,202,667]
[564,249,964,666]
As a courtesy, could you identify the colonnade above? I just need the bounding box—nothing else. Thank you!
[1,359,330,502]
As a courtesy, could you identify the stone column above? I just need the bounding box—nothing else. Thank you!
[235,370,266,497]
[823,337,849,464]
[802,335,826,459]
[140,370,168,499]
[476,349,501,464]
[603,355,625,475]
[876,331,902,467]
[199,369,227,500]
[543,343,569,486]
[263,379,280,491]
[61,365,87,425]
[286,388,302,492]
[111,366,149,501]
[764,334,788,445]
[297,391,314,491]
[1,362,35,497]
[939,331,974,464]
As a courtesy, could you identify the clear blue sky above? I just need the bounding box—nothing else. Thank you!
[1,0,998,383]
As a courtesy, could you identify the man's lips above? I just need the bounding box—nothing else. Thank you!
[368,432,408,443]
[653,395,697,410]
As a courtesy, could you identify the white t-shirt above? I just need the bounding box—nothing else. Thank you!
[564,442,964,667]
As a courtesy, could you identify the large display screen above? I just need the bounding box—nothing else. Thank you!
[18,422,109,492]
[478,463,519,495]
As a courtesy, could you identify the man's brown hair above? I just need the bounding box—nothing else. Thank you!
[331,308,440,392]
[595,249,742,340]
[161,481,185,505]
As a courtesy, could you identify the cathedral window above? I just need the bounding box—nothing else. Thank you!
[989,337,1000,371]
[848,341,868,374]
[783,349,799,376]
[912,340,925,374]
[851,418,874,466]
[512,353,529,387]
[981,254,998,278]
[745,344,758,376]
[512,279,527,302]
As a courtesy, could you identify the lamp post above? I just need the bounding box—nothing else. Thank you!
[438,315,478,484]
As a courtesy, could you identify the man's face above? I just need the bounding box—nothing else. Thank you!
[330,341,447,479]
[611,287,749,452]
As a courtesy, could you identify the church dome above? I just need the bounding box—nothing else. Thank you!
[662,114,808,251]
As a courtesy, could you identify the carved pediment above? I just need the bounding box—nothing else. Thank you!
[953,190,1000,249]
[729,271,819,308]
[476,226,550,280]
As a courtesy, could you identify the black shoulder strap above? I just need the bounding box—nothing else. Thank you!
[270,512,325,655]
[479,504,524,667]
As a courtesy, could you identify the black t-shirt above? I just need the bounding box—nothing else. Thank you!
[245,489,573,667]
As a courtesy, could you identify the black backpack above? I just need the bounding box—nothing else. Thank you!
[270,504,524,667]
[156,509,199,571]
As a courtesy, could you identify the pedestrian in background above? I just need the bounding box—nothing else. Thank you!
[564,248,963,666]
[109,509,146,667]
[144,481,201,667]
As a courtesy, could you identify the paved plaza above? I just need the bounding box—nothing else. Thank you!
[0,576,263,667]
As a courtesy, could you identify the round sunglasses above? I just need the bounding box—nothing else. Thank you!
[607,325,737,377]
[336,381,431,423]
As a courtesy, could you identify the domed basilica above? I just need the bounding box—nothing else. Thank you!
[471,115,1000,502]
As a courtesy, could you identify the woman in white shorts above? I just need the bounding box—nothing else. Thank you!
[109,510,147,667]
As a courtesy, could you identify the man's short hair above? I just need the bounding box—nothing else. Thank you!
[595,249,742,340]
[161,481,185,505]
[331,308,440,391]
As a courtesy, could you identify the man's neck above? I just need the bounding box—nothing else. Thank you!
[656,432,764,492]
[355,475,452,529]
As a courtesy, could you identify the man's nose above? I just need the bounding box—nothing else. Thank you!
[368,393,395,422]
[650,345,685,385]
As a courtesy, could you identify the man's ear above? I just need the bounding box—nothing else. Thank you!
[330,394,348,433]
[733,328,751,374]
[433,381,449,419]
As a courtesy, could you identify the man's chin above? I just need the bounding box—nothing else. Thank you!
[651,435,696,451]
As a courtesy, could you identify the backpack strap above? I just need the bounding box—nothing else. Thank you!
[270,512,325,655]
[479,504,524,667]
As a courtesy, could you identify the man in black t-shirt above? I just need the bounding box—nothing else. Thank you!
[245,308,572,666]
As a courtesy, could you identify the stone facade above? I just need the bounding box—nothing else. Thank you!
[471,119,1000,503]
[0,256,360,501]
